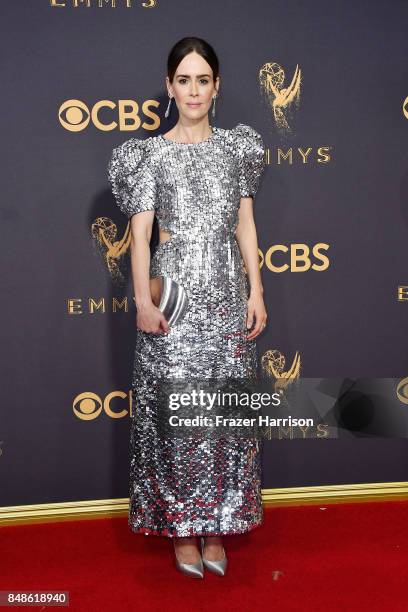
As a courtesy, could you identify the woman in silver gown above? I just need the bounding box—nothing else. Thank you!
[108,37,268,578]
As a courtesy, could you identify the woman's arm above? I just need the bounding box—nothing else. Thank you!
[129,211,169,334]
[235,198,268,340]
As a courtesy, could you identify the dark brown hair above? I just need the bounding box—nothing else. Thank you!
[167,37,219,83]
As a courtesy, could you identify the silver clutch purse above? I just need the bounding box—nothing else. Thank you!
[149,275,189,326]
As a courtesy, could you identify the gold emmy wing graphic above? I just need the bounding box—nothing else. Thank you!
[261,349,301,392]
[91,217,131,285]
[260,349,302,440]
[259,62,302,134]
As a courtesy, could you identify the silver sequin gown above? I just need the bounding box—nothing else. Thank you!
[108,123,266,537]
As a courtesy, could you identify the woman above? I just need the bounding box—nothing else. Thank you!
[108,36,267,578]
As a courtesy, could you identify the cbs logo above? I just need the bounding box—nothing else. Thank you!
[258,243,330,272]
[58,99,160,132]
[396,377,408,405]
[403,96,408,120]
[73,391,133,420]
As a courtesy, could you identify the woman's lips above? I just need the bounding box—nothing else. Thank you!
[187,103,201,107]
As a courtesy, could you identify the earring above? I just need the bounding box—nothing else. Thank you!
[212,95,217,118]
[165,93,172,119]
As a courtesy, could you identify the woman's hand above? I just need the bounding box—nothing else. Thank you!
[136,303,170,334]
[246,291,268,340]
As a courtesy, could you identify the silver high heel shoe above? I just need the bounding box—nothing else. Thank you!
[200,536,228,576]
[173,539,204,578]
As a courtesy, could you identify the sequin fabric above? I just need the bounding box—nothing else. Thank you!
[108,123,266,537]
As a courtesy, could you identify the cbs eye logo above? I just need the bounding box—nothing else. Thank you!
[396,377,408,405]
[403,96,408,120]
[73,391,132,420]
[58,99,160,132]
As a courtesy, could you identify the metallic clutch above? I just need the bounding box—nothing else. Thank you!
[149,275,189,326]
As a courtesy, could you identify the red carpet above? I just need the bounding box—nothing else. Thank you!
[1,501,407,611]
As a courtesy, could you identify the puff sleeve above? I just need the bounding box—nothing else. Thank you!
[107,138,157,219]
[234,123,266,199]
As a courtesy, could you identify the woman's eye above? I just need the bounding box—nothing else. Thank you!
[177,79,209,85]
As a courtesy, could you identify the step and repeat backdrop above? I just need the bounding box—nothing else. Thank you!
[1,0,407,509]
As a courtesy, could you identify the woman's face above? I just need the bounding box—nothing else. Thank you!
[166,51,219,121]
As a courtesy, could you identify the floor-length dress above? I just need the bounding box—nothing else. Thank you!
[108,123,266,537]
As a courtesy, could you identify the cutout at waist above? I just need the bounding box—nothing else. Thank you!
[159,229,172,245]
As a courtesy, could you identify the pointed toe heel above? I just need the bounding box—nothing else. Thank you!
[200,536,228,577]
[173,540,204,578]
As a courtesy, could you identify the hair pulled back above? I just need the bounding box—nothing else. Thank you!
[167,37,219,83]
